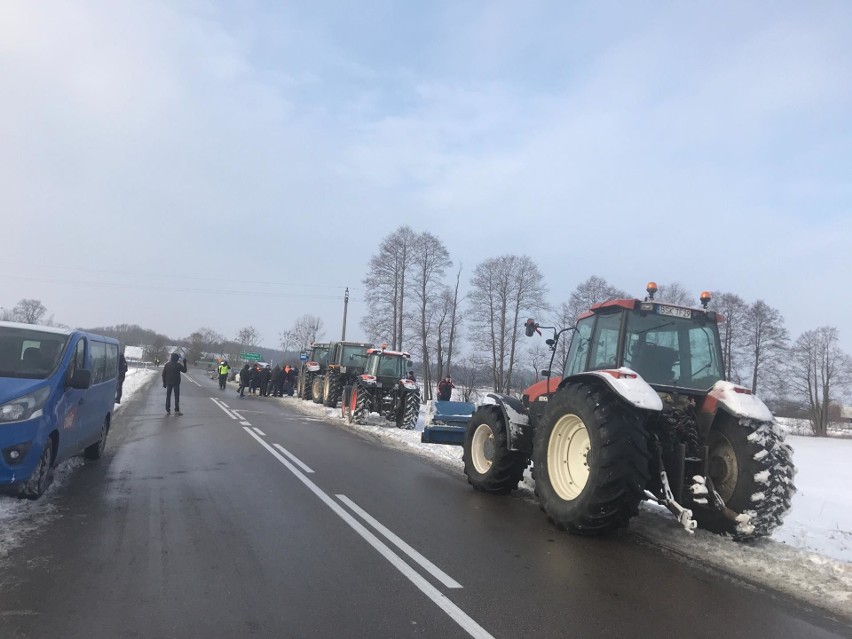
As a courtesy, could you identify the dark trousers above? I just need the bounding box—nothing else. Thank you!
[218,374,227,390]
[166,384,180,411]
[116,376,126,402]
[283,380,294,396]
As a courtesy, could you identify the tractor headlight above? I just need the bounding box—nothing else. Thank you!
[0,387,51,423]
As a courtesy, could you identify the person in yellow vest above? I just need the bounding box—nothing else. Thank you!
[217,360,231,390]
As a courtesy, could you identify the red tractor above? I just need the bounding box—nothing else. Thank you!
[459,284,795,540]
[344,348,420,430]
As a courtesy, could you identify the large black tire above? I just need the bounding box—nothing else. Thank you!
[324,373,341,408]
[84,416,109,460]
[20,439,54,500]
[463,406,528,494]
[532,382,651,535]
[693,415,796,540]
[352,383,370,425]
[311,376,325,404]
[299,372,314,400]
[396,389,420,430]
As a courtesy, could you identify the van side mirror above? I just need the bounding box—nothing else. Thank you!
[69,369,92,390]
[525,318,538,337]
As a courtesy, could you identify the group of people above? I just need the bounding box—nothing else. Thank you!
[236,362,298,398]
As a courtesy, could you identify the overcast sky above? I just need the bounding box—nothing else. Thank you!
[2,1,850,353]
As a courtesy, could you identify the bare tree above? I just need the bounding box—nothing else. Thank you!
[0,307,15,321]
[555,276,628,373]
[290,314,324,350]
[656,282,694,306]
[433,280,464,392]
[468,254,548,394]
[361,226,418,350]
[455,354,487,403]
[237,326,261,348]
[13,299,48,324]
[741,300,789,396]
[788,326,852,436]
[407,232,452,401]
[279,329,297,354]
[710,291,749,383]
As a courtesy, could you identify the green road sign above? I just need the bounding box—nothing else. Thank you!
[240,352,261,361]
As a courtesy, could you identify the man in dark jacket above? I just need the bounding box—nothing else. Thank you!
[115,351,129,403]
[283,365,297,396]
[437,376,454,401]
[271,365,283,397]
[238,363,251,397]
[162,352,188,415]
[260,365,272,397]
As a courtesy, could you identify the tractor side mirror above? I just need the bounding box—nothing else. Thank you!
[545,338,555,346]
[406,360,413,369]
[540,369,551,378]
[525,318,538,337]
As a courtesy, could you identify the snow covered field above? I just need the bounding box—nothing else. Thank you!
[1,375,849,620]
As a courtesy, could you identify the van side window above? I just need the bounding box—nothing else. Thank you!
[105,343,118,380]
[68,339,86,380]
[91,341,107,384]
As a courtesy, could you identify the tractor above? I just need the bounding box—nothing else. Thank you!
[312,341,374,407]
[454,283,795,540]
[297,342,330,401]
[344,348,421,430]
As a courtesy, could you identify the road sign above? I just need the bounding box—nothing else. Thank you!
[240,352,261,361]
[299,351,308,362]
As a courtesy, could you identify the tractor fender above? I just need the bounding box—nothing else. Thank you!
[480,393,533,453]
[701,381,773,422]
[559,368,663,412]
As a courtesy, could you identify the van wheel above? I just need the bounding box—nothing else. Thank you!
[21,440,54,500]
[84,417,109,460]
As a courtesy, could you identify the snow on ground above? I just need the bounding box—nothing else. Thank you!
[0,366,157,567]
[281,396,852,620]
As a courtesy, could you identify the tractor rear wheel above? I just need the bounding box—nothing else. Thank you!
[324,373,341,408]
[396,389,420,430]
[299,372,314,400]
[532,382,651,535]
[311,376,325,404]
[352,384,370,424]
[463,406,528,494]
[693,415,795,540]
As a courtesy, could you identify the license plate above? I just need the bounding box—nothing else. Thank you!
[658,305,692,319]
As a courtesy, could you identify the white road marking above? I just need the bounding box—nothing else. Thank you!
[220,402,230,409]
[252,427,267,437]
[241,428,491,639]
[240,421,251,426]
[272,443,314,474]
[210,398,238,420]
[183,373,202,387]
[336,495,462,589]
[232,410,246,421]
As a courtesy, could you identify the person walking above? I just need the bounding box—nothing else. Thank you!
[437,375,455,401]
[162,352,187,415]
[115,350,129,403]
[217,360,230,390]
[237,363,251,397]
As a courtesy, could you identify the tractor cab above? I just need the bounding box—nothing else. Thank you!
[565,291,725,393]
[362,347,413,387]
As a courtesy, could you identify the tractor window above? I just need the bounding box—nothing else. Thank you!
[313,347,330,366]
[589,312,621,370]
[564,317,593,376]
[624,313,723,389]
[342,345,369,364]
[378,356,404,378]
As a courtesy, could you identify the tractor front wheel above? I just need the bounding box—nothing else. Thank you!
[463,406,528,494]
[396,389,420,430]
[324,373,341,408]
[311,376,325,404]
[532,382,651,535]
[352,384,370,424]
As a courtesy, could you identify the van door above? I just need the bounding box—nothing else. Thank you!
[79,339,109,450]
[55,337,87,460]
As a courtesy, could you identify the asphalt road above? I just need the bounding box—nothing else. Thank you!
[0,370,849,639]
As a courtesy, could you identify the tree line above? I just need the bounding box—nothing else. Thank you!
[359,227,851,436]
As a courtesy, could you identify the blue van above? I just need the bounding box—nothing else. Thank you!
[0,321,119,499]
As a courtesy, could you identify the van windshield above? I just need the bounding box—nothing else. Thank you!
[0,327,69,380]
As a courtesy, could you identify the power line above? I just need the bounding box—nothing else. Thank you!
[6,274,362,302]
